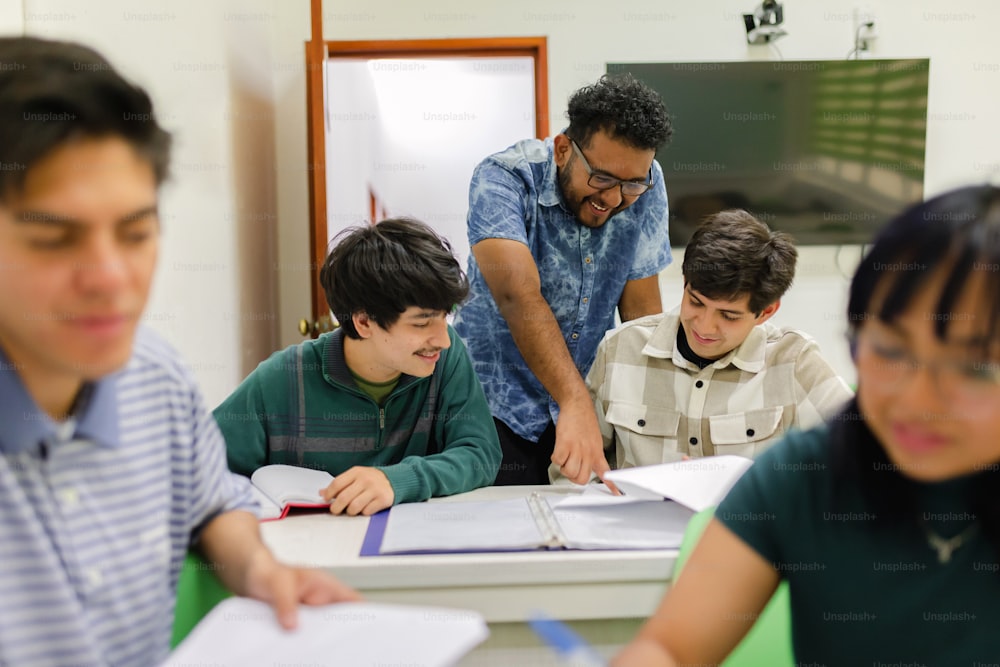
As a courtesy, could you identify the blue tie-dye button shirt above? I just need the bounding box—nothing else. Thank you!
[453,137,672,442]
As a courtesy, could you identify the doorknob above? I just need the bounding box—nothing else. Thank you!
[298,314,337,337]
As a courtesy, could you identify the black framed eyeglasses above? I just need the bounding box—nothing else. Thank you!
[570,139,653,197]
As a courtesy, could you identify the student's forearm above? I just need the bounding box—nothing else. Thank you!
[498,290,590,409]
[618,275,663,322]
[382,441,500,501]
[613,636,678,667]
[197,510,276,596]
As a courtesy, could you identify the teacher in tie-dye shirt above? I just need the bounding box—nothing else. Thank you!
[453,74,673,486]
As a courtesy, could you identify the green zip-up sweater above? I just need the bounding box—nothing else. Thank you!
[214,326,501,503]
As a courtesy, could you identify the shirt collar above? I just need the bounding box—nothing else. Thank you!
[323,328,353,387]
[641,308,769,373]
[537,135,565,210]
[0,346,121,455]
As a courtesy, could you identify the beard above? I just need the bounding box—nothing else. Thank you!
[557,164,625,229]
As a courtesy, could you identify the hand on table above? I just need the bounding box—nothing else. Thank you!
[244,551,362,630]
[320,466,395,516]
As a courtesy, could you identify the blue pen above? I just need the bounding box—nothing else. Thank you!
[528,612,608,667]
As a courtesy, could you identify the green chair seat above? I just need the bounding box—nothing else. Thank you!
[171,552,233,648]
[675,508,794,667]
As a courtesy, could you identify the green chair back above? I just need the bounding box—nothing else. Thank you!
[170,551,233,648]
[675,508,795,667]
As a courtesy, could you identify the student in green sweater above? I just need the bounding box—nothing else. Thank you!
[215,217,501,516]
[615,185,1000,666]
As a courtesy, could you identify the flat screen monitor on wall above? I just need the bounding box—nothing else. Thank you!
[607,59,930,246]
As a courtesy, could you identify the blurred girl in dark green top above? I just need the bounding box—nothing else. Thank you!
[616,185,1000,666]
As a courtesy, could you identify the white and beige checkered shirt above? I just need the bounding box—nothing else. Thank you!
[589,310,853,468]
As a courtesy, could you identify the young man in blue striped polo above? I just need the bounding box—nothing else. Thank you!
[0,37,358,667]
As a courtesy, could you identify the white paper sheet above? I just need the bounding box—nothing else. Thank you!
[551,499,695,550]
[604,455,754,512]
[163,598,488,667]
[557,489,649,507]
[379,494,692,553]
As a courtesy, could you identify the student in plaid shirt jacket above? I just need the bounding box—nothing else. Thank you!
[577,209,852,474]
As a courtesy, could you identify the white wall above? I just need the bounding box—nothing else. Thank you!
[13,0,1000,402]
[19,0,284,406]
[0,1,23,33]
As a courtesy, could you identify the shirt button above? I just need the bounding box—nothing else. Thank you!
[582,297,589,304]
[86,568,103,588]
[585,257,592,264]
[59,488,80,508]
[571,333,579,340]
[746,429,755,437]
[637,419,646,427]
[689,437,698,445]
[695,380,704,388]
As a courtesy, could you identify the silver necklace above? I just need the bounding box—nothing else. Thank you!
[922,522,979,564]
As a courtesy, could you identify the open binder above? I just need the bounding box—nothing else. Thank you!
[373,492,693,554]
[364,456,753,555]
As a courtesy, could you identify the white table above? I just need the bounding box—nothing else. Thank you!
[261,486,679,665]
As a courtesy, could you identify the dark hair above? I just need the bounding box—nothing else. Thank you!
[0,36,171,201]
[565,73,672,151]
[320,217,469,339]
[681,209,797,314]
[832,185,1000,557]
[847,185,1000,347]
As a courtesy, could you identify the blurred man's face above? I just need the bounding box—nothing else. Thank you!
[0,137,159,415]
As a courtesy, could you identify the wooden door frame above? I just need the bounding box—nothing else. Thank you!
[306,1,548,326]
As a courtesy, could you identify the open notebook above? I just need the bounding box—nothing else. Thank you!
[249,464,333,521]
[370,455,753,554]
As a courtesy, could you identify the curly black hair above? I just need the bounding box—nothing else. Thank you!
[565,73,672,151]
